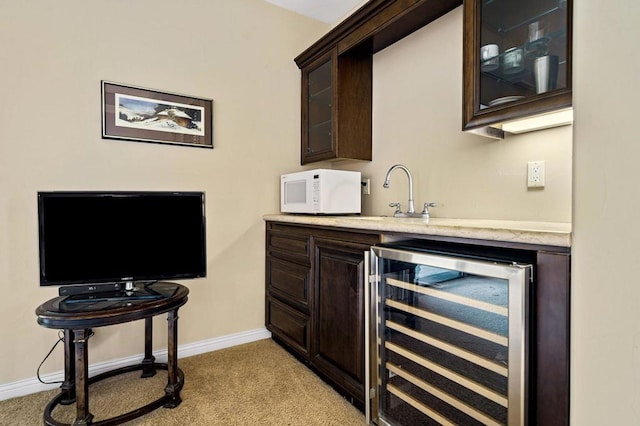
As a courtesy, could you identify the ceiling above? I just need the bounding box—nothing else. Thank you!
[263,0,365,24]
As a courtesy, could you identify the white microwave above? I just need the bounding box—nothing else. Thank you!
[280,169,361,214]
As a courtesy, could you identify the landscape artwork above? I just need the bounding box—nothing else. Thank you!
[102,81,213,149]
[115,94,205,137]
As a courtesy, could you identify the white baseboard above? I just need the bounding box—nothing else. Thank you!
[0,327,271,401]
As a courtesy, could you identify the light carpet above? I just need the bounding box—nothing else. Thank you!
[0,339,366,425]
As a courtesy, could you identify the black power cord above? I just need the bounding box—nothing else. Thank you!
[37,329,94,385]
[36,331,64,385]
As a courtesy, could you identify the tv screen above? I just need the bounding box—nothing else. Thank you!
[38,191,206,286]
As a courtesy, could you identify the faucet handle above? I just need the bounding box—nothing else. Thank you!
[388,202,402,214]
[421,202,437,214]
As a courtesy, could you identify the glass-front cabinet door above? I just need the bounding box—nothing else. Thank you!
[463,0,572,132]
[301,50,336,164]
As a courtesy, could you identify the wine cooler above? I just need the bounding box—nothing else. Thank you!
[366,243,532,426]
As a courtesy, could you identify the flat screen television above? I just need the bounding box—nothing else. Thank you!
[37,191,206,294]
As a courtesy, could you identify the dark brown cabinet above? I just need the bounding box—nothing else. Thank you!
[463,0,572,132]
[312,237,369,407]
[265,222,380,409]
[295,0,461,164]
[299,46,372,164]
[296,0,570,144]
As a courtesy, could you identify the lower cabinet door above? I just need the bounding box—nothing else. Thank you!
[311,237,368,408]
[267,297,310,357]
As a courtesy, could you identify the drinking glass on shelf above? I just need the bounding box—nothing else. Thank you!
[528,21,546,42]
[503,47,524,74]
[526,21,550,59]
[480,44,499,72]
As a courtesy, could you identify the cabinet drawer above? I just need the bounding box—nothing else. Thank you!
[266,297,310,357]
[267,230,311,265]
[267,258,311,312]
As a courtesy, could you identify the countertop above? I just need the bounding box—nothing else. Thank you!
[263,214,572,247]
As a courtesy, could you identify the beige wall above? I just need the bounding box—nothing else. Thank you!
[10,3,627,423]
[337,7,572,223]
[572,1,640,424]
[0,0,328,384]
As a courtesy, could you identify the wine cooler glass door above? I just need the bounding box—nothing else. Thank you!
[368,247,531,426]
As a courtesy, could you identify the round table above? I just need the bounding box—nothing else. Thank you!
[35,282,189,426]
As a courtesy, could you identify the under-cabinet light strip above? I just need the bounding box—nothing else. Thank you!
[387,383,456,426]
[385,299,508,347]
[501,108,573,134]
[386,278,508,317]
[386,363,503,426]
[385,341,508,407]
[386,320,508,377]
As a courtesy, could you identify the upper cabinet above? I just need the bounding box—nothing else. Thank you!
[295,0,462,165]
[463,0,572,133]
[300,46,372,165]
[294,0,571,151]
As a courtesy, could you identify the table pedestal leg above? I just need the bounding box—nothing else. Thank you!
[141,317,157,378]
[72,329,93,426]
[163,309,182,408]
[59,329,76,405]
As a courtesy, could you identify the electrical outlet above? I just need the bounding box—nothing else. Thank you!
[361,179,371,195]
[527,161,545,188]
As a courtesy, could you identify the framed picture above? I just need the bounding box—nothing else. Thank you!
[101,81,213,149]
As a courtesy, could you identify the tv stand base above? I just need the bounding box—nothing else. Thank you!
[36,283,188,425]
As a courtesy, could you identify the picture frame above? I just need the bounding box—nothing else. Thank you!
[101,81,213,149]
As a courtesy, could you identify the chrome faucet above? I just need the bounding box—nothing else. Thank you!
[384,164,436,219]
[383,164,416,214]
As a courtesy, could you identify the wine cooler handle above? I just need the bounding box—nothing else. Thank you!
[364,249,371,424]
[364,248,380,425]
